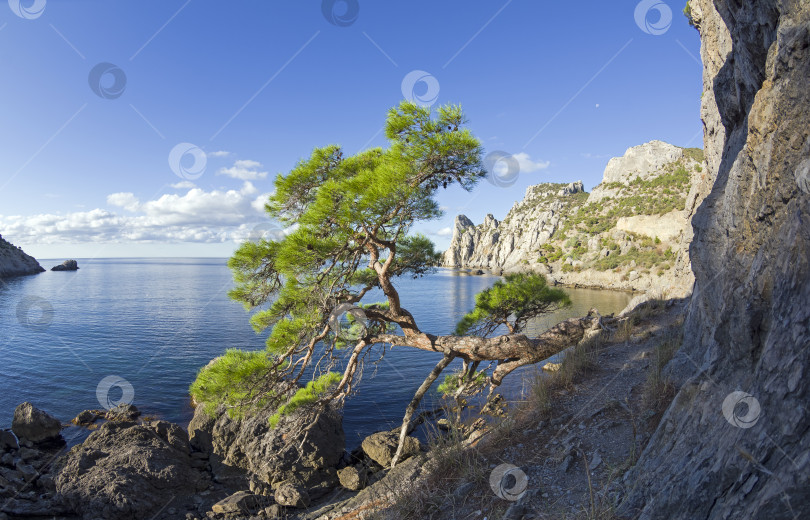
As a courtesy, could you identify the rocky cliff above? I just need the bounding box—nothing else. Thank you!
[0,235,44,278]
[620,0,810,518]
[443,140,706,296]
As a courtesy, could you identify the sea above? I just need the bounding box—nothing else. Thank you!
[0,258,632,448]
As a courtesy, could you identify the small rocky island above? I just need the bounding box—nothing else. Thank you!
[0,235,44,278]
[51,260,80,272]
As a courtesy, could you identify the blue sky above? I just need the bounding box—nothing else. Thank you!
[0,0,702,258]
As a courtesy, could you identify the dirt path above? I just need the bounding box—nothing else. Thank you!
[368,298,686,520]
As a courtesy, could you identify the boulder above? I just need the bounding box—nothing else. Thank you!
[274,481,310,508]
[361,431,421,467]
[0,430,18,451]
[188,401,344,492]
[11,403,62,444]
[54,420,210,520]
[51,259,79,271]
[337,465,368,491]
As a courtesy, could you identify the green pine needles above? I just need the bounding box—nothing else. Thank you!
[268,372,342,428]
[455,273,571,337]
[189,349,274,418]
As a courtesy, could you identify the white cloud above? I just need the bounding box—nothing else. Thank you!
[218,159,268,180]
[436,227,453,237]
[513,152,550,173]
[1,183,273,245]
[107,192,140,212]
[170,181,196,190]
[207,150,231,158]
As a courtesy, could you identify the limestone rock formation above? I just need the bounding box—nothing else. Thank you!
[620,1,810,518]
[0,235,44,278]
[443,141,706,296]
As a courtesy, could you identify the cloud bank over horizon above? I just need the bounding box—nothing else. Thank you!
[0,176,273,246]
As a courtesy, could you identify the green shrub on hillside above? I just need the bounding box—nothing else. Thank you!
[593,246,675,271]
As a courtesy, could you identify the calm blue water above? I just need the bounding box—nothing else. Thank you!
[0,259,631,448]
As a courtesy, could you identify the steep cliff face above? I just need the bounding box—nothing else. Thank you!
[0,235,44,278]
[443,141,705,296]
[621,1,810,518]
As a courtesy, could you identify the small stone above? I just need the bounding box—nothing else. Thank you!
[503,502,525,520]
[264,504,282,518]
[15,462,38,482]
[36,473,55,492]
[589,451,602,470]
[274,482,310,509]
[211,490,268,514]
[560,455,573,473]
[0,467,23,483]
[18,447,39,462]
[454,481,476,497]
[1,453,13,467]
[337,465,367,491]
[71,410,101,427]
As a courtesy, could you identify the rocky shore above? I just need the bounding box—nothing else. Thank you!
[0,236,44,279]
[0,396,436,519]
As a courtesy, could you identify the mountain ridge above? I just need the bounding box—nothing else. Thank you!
[443,140,706,297]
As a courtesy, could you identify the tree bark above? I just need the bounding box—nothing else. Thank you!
[371,308,604,385]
